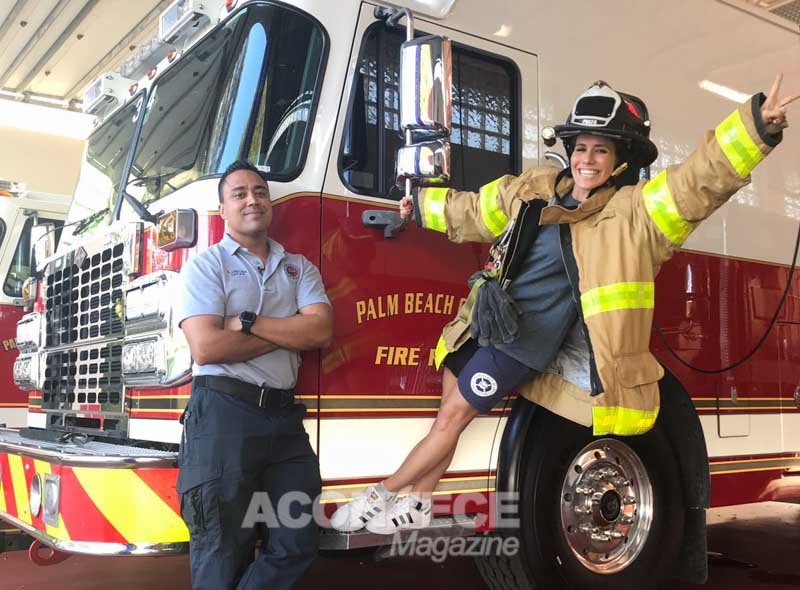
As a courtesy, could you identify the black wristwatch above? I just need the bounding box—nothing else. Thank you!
[239,311,257,334]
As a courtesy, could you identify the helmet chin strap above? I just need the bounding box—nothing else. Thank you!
[582,162,632,200]
[611,162,629,177]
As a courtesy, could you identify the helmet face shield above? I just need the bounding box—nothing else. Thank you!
[570,83,622,127]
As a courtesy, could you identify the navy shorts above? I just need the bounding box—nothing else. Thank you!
[443,339,538,414]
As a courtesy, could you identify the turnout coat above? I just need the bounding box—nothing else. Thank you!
[415,95,780,436]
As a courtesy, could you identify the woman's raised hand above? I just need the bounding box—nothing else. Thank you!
[762,73,800,134]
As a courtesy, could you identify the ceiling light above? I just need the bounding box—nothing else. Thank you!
[698,80,749,104]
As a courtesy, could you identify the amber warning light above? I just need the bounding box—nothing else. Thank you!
[156,209,198,251]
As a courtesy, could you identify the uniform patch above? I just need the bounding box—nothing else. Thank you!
[226,269,247,277]
[470,372,498,397]
[284,264,300,280]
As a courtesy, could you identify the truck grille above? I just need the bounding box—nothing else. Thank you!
[42,341,123,410]
[44,243,125,346]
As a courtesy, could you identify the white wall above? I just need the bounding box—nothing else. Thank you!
[0,126,83,195]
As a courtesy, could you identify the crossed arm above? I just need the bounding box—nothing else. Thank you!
[181,302,333,365]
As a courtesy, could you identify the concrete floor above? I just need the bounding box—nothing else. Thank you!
[2,502,799,589]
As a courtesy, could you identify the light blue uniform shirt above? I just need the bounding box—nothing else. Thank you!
[177,233,330,389]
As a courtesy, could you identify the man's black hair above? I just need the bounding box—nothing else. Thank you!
[218,159,268,203]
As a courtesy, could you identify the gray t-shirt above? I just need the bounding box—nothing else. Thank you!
[497,194,580,370]
[177,234,330,389]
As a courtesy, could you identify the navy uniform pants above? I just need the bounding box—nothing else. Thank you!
[177,382,321,590]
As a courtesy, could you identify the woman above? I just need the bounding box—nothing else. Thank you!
[332,76,797,535]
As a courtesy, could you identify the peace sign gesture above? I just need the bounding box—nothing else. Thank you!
[761,73,800,134]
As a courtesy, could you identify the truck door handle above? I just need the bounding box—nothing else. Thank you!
[362,210,408,239]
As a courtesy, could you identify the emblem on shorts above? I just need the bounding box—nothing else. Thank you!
[284,264,300,280]
[470,372,498,397]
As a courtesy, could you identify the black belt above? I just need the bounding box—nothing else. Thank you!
[194,375,295,412]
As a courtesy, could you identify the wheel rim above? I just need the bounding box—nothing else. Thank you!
[559,438,654,574]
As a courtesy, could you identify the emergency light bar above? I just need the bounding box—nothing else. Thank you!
[159,0,225,46]
[82,73,136,116]
[120,36,168,81]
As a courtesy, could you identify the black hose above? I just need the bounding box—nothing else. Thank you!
[654,219,800,374]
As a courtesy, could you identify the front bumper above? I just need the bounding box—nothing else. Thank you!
[0,428,188,556]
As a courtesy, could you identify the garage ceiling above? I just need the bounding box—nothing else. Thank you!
[748,0,800,22]
[0,0,797,113]
[0,0,170,109]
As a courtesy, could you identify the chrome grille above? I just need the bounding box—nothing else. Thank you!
[45,243,125,346]
[42,341,123,410]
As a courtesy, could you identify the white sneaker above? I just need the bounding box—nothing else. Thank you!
[365,495,432,535]
[330,485,392,532]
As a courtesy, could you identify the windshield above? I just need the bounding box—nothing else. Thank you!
[59,94,144,252]
[122,3,326,210]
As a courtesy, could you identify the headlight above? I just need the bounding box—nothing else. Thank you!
[16,312,42,352]
[13,354,40,390]
[122,339,162,375]
[30,473,42,517]
[124,272,179,329]
[125,282,165,322]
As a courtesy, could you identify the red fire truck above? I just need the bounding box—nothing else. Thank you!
[0,181,69,428]
[0,0,799,588]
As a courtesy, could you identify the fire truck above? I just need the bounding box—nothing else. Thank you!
[0,0,798,587]
[0,181,69,429]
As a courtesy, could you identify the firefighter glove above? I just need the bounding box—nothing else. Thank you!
[468,272,520,346]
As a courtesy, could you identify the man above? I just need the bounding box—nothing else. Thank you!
[177,159,333,589]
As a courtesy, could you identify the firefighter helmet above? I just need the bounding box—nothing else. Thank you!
[554,80,658,169]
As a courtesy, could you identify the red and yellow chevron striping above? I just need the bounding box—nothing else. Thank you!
[0,453,188,548]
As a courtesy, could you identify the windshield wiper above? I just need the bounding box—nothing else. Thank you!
[122,173,174,224]
[128,172,177,190]
[121,190,158,224]
[73,208,110,235]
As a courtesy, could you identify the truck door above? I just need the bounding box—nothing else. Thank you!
[0,205,65,427]
[318,3,538,498]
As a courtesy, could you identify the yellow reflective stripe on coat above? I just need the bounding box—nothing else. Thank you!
[592,406,659,436]
[715,109,764,178]
[642,170,695,245]
[434,336,449,369]
[581,281,654,319]
[479,178,509,237]
[423,188,448,233]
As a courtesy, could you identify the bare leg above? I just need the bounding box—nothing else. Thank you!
[383,368,477,492]
[412,370,461,496]
[412,445,456,497]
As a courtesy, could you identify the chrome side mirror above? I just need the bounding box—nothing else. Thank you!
[365,8,454,239]
[396,139,451,185]
[30,223,56,271]
[400,35,452,136]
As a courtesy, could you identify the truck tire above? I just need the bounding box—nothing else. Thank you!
[476,408,684,589]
